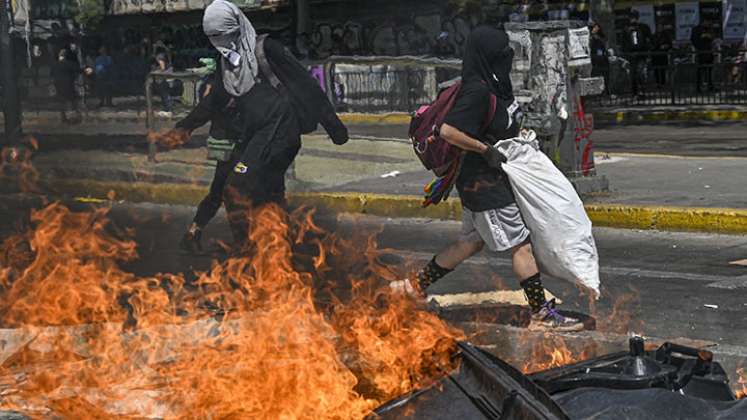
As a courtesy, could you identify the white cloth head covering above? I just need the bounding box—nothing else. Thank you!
[203,0,260,97]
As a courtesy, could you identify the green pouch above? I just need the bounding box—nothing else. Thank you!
[206,136,235,161]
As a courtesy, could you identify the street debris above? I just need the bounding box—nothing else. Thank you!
[729,259,747,267]
[704,304,719,309]
[380,170,401,178]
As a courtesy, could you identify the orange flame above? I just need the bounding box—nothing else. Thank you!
[0,202,463,418]
[737,368,746,399]
[1,137,41,194]
[520,335,599,374]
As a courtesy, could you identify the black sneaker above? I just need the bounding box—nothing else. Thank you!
[179,229,203,254]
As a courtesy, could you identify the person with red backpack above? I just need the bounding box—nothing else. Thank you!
[393,27,583,332]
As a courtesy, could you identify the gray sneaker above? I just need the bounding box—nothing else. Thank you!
[528,299,584,332]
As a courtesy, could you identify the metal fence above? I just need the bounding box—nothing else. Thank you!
[589,50,747,107]
[329,65,460,113]
[11,50,747,116]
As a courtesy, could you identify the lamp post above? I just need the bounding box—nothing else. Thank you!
[0,0,22,145]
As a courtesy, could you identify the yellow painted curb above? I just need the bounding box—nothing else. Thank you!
[12,179,747,234]
[585,204,747,233]
[605,110,747,123]
[338,112,411,125]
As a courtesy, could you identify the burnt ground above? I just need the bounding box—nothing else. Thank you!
[1,195,746,348]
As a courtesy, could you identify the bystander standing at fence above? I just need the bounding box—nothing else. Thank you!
[653,26,673,87]
[94,46,114,108]
[589,22,609,93]
[622,10,652,98]
[691,17,716,93]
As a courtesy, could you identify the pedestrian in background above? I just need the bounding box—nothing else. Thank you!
[94,46,114,108]
[51,48,82,124]
[691,17,715,92]
[653,26,674,87]
[152,53,175,116]
[622,10,652,97]
[589,22,609,93]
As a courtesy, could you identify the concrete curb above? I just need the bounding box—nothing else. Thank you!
[23,178,747,234]
[10,109,747,128]
[338,112,412,125]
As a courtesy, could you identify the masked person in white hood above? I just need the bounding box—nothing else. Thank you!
[198,0,348,248]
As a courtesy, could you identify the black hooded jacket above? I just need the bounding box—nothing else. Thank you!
[442,27,521,212]
[176,37,347,167]
[176,68,242,141]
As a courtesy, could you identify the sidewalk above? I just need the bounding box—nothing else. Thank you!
[10,131,747,234]
[5,101,747,131]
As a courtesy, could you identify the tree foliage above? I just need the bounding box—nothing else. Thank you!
[74,0,106,31]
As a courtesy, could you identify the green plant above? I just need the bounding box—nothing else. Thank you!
[74,0,106,30]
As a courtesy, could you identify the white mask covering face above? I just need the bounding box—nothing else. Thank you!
[209,32,242,67]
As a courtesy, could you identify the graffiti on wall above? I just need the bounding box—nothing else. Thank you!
[305,8,483,59]
[109,0,266,15]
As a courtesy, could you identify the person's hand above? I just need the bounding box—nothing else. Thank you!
[84,67,94,76]
[147,127,191,150]
[330,126,349,145]
[481,145,507,169]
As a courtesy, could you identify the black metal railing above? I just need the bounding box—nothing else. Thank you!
[10,50,747,116]
[589,50,747,107]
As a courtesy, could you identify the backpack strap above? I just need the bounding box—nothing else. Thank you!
[482,93,498,132]
[255,34,282,90]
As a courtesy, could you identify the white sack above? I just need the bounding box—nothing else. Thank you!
[496,130,600,298]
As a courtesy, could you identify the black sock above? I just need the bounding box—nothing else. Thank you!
[520,273,547,312]
[416,256,452,291]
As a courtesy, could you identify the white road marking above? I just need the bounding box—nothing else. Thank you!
[428,290,561,307]
[396,250,747,284]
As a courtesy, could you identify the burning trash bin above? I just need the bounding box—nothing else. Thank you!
[505,21,609,194]
[374,338,747,419]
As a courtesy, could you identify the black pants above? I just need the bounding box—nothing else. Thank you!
[696,59,714,91]
[152,80,173,111]
[193,151,239,228]
[96,78,113,106]
[223,144,300,246]
[630,56,645,95]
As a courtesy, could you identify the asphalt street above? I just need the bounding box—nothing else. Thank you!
[2,196,745,348]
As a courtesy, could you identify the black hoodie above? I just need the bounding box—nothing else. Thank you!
[177,37,348,156]
[443,27,520,212]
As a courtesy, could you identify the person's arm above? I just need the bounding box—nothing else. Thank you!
[175,81,229,132]
[439,123,489,153]
[440,123,506,168]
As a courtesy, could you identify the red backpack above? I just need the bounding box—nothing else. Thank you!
[409,81,497,206]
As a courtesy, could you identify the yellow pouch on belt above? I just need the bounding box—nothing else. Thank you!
[206,136,235,161]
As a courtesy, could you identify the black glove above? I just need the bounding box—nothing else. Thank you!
[481,145,507,169]
[330,125,349,145]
